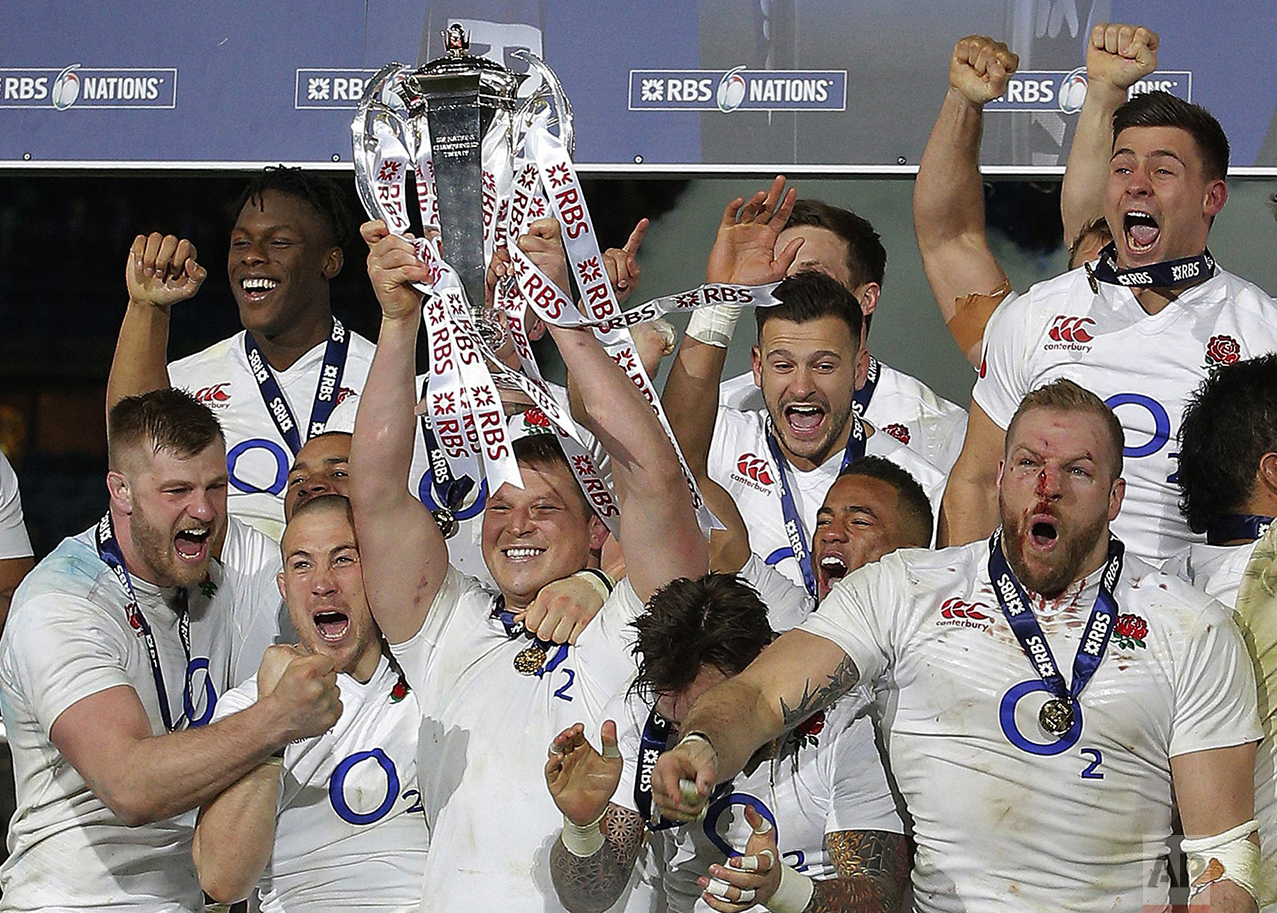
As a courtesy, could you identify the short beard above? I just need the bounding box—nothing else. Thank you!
[130,510,208,589]
[769,398,854,467]
[1000,506,1108,599]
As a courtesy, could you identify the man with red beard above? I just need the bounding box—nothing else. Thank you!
[651,379,1264,912]
[0,389,342,911]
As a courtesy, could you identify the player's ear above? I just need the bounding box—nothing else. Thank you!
[750,345,763,388]
[322,245,344,279]
[107,471,133,514]
[587,515,609,553]
[1108,477,1126,521]
[277,571,287,601]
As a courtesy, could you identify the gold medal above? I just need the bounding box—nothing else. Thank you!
[1039,698,1074,737]
[514,642,547,675]
[432,508,459,540]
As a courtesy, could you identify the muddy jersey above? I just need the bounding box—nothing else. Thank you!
[973,266,1277,563]
[389,567,633,913]
[213,655,427,912]
[709,406,946,590]
[720,357,967,473]
[169,327,375,541]
[801,541,1261,913]
[0,517,281,912]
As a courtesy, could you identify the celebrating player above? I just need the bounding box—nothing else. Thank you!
[653,380,1263,911]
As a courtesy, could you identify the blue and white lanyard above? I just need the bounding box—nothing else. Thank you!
[987,529,1124,711]
[852,355,879,418]
[764,413,867,598]
[95,514,190,733]
[243,317,351,457]
[1206,513,1273,546]
[633,705,731,831]
[490,595,570,675]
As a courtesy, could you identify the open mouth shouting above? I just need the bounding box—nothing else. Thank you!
[817,553,848,598]
[1028,513,1060,552]
[782,401,827,440]
[173,526,211,564]
[1123,210,1160,256]
[312,606,351,643]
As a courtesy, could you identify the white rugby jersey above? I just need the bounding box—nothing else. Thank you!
[720,357,968,473]
[0,451,32,560]
[973,266,1277,564]
[0,517,281,912]
[169,328,376,541]
[328,375,604,586]
[212,654,427,913]
[609,685,902,913]
[390,567,631,913]
[1177,537,1275,912]
[801,541,1261,913]
[708,406,946,590]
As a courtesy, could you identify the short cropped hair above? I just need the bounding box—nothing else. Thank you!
[632,574,773,703]
[287,491,355,527]
[1177,354,1277,532]
[235,165,354,249]
[1112,91,1229,182]
[108,389,224,472]
[835,456,933,547]
[512,433,591,515]
[755,270,863,345]
[1005,379,1125,480]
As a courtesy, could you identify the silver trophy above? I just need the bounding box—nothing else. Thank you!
[352,24,573,343]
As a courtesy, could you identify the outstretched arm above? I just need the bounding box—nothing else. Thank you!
[650,629,857,822]
[913,36,1017,366]
[349,222,448,644]
[1061,24,1159,248]
[663,176,801,477]
[937,402,1004,547]
[547,323,708,603]
[108,233,207,413]
[1172,743,1260,912]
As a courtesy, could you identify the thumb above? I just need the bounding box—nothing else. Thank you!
[600,719,621,760]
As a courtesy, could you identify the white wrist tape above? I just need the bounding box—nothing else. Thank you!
[1181,819,1259,900]
[766,863,814,913]
[560,808,607,858]
[686,303,743,348]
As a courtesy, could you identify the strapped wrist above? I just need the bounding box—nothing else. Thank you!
[560,807,608,857]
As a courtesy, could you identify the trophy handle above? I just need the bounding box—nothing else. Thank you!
[510,50,574,157]
[351,62,416,226]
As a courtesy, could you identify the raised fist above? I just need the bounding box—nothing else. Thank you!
[126,233,207,309]
[1087,24,1159,92]
[949,35,1019,106]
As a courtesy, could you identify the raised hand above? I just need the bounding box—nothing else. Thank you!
[518,573,606,646]
[519,217,571,297]
[1087,24,1158,91]
[700,805,783,912]
[545,721,624,826]
[706,176,801,286]
[651,734,719,823]
[361,220,432,322]
[949,35,1019,105]
[255,643,302,697]
[126,233,207,309]
[602,219,648,306]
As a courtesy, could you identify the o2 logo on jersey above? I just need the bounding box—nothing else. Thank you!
[704,793,779,857]
[1104,393,1170,460]
[999,680,1106,779]
[184,658,217,727]
[329,748,419,825]
[227,438,290,495]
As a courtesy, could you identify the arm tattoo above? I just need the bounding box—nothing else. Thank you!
[550,804,646,913]
[804,829,911,913]
[779,654,861,729]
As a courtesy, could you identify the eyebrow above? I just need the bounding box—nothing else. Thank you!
[817,503,877,519]
[1111,147,1186,167]
[766,347,843,361]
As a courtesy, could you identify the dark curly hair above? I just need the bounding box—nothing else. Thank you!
[631,574,773,703]
[234,165,354,250]
[1177,354,1277,532]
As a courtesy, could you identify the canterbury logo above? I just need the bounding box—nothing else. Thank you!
[194,383,231,403]
[1048,316,1095,343]
[940,597,990,621]
[736,454,774,486]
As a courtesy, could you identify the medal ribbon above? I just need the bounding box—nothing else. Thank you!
[853,355,880,418]
[1206,513,1274,546]
[95,513,190,733]
[764,413,868,598]
[490,596,570,675]
[1089,241,1216,290]
[987,529,1124,714]
[242,318,350,457]
[633,705,731,830]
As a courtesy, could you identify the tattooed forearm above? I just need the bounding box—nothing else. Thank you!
[779,654,861,729]
[805,829,911,913]
[550,804,646,913]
